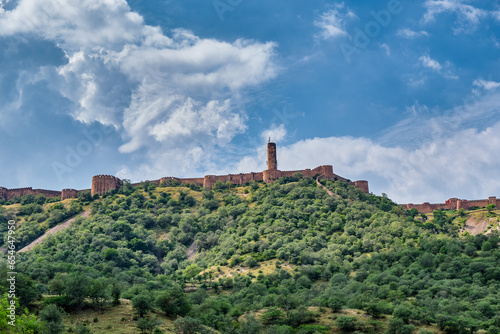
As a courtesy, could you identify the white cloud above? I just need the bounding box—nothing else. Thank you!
[419,55,442,71]
[396,28,429,38]
[419,55,458,80]
[473,79,500,91]
[422,0,487,34]
[0,0,278,179]
[262,124,287,143]
[314,3,357,40]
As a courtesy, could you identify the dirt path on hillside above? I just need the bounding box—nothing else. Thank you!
[187,242,197,260]
[18,209,90,253]
[316,178,341,198]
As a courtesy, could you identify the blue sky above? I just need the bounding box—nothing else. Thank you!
[0,0,500,203]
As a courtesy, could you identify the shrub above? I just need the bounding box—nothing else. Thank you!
[335,316,358,332]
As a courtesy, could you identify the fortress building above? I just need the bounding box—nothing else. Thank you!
[131,141,370,193]
[1,142,498,212]
[91,175,122,197]
[0,142,370,200]
[403,196,499,214]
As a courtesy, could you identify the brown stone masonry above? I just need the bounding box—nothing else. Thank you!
[0,187,61,201]
[1,142,371,202]
[403,196,499,213]
[61,189,78,200]
[91,175,122,196]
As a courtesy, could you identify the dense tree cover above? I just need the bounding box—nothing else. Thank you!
[1,178,499,333]
[0,196,83,248]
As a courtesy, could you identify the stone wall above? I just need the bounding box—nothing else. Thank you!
[61,189,79,200]
[91,175,122,196]
[0,142,371,202]
[0,187,61,201]
[354,181,369,194]
[404,196,499,213]
[203,172,264,189]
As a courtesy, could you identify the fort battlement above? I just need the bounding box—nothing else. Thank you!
[61,189,78,200]
[403,196,499,213]
[91,175,122,196]
[0,186,62,201]
[1,142,370,202]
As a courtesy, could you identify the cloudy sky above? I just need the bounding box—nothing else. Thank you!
[0,0,499,204]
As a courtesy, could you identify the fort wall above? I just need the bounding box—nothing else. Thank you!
[0,187,61,201]
[91,175,122,196]
[404,196,499,213]
[61,189,78,200]
[1,142,372,202]
[203,172,264,189]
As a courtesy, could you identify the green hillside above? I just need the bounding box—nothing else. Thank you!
[1,177,499,334]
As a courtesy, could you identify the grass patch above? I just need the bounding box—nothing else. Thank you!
[64,299,175,334]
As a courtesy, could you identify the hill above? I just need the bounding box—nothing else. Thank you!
[1,176,499,334]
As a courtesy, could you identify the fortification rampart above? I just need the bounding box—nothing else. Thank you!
[404,196,499,213]
[91,175,122,196]
[61,189,78,200]
[1,142,371,202]
[0,187,62,201]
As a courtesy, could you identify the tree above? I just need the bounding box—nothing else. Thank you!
[64,274,90,309]
[103,248,119,261]
[327,294,346,312]
[486,204,496,213]
[155,287,192,317]
[49,273,67,296]
[111,282,121,305]
[137,316,163,334]
[386,318,415,334]
[393,304,413,324]
[335,316,357,332]
[132,294,154,318]
[87,278,110,310]
[184,264,202,285]
[366,300,385,318]
[39,304,65,334]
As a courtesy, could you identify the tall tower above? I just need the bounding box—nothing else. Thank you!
[267,142,277,170]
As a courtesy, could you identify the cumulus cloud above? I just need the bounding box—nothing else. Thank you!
[422,0,487,34]
[262,124,287,143]
[0,0,278,180]
[314,3,357,40]
[397,28,429,38]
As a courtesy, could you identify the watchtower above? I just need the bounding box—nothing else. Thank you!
[267,141,277,170]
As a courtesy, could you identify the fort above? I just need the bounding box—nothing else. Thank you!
[402,196,499,214]
[1,142,496,213]
[0,142,369,201]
